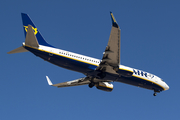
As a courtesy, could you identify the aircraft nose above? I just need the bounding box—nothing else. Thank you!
[164,83,169,91]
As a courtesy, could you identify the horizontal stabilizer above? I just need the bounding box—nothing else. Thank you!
[25,25,39,48]
[7,46,28,54]
[8,25,39,54]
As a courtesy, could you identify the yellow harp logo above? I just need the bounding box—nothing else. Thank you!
[24,26,38,35]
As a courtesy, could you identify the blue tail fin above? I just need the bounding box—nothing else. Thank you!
[21,13,54,47]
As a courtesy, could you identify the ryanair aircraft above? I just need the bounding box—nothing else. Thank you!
[8,12,169,96]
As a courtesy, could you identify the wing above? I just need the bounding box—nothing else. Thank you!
[46,76,91,88]
[46,76,112,88]
[96,12,121,74]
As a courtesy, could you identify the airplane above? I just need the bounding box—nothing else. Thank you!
[8,12,169,96]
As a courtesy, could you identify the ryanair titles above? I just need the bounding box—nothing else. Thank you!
[133,69,154,79]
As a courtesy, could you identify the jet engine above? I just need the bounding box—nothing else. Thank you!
[95,82,113,92]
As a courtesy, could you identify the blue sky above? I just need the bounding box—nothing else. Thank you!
[1,0,180,119]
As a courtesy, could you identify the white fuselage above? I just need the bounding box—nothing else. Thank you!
[24,44,169,92]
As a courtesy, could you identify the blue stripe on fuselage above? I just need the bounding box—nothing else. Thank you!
[24,46,98,74]
[118,76,164,92]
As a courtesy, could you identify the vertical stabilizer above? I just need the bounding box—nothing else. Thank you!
[21,13,54,47]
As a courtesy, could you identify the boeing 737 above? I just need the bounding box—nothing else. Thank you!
[8,12,169,96]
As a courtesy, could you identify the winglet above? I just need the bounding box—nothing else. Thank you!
[46,76,53,86]
[110,12,119,28]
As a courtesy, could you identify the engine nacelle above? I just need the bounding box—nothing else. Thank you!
[95,82,113,92]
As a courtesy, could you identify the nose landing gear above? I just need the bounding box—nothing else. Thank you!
[153,92,157,96]
[153,89,161,96]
